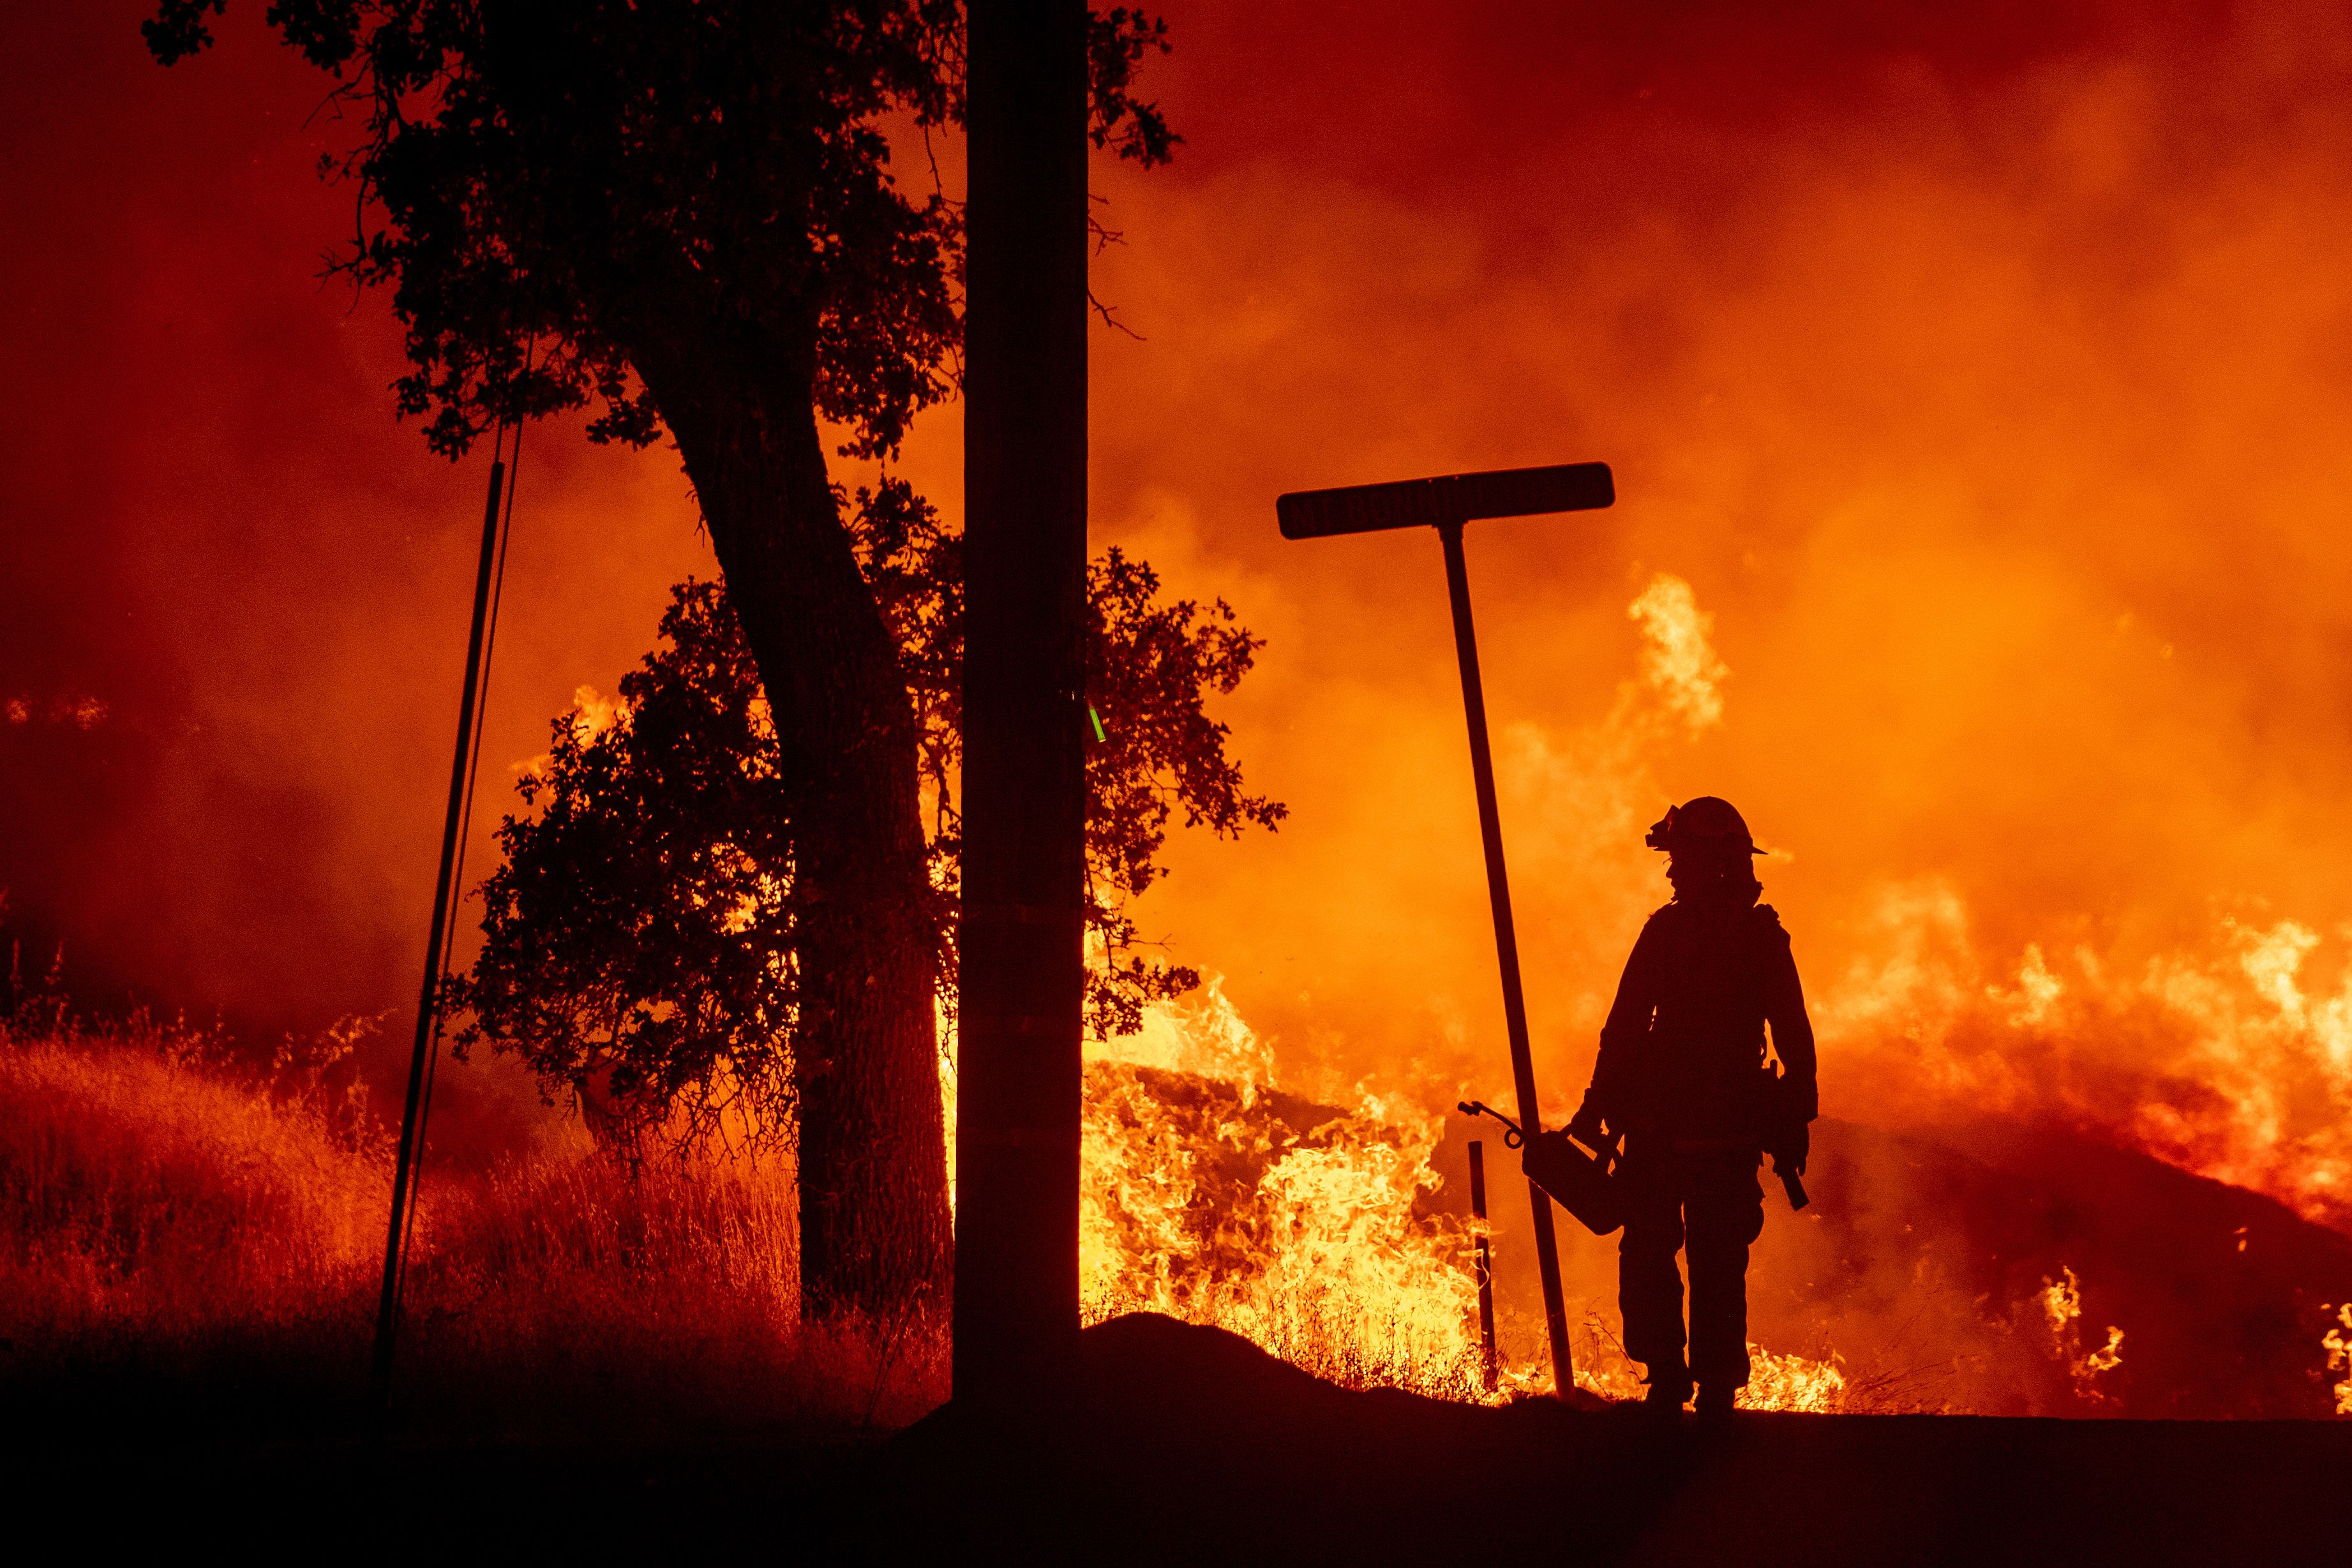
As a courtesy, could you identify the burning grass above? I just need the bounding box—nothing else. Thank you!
[10,995,2340,1426]
[6,1001,1849,1427]
[2326,1304,2352,1416]
[1079,1058,1493,1403]
[1076,982,1903,1412]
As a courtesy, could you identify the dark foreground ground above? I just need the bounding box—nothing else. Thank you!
[14,1314,2348,1565]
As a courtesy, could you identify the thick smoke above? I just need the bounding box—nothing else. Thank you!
[11,0,2352,1239]
[0,6,715,1161]
[1065,0,2352,1240]
[0,7,708,1080]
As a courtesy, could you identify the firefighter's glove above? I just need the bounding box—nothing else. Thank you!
[1771,1121,1811,1179]
[1566,1093,1612,1155]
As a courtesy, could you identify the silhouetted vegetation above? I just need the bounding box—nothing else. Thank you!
[0,1013,938,1438]
[146,0,1177,1317]
[448,519,1283,1154]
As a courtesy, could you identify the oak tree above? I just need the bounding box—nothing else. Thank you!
[147,0,1176,1312]
[449,487,1282,1166]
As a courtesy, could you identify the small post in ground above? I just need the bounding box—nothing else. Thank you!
[1469,1138,1498,1394]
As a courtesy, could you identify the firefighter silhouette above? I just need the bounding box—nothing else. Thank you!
[1568,796,1816,1417]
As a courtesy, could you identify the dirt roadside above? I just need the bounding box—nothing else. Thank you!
[12,1313,2346,1564]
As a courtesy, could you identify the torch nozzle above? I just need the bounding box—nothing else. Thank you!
[1458,1100,1525,1149]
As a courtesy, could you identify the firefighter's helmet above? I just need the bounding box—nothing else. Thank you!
[1644,796,1764,856]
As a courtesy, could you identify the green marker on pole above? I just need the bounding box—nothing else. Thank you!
[1088,705,1106,743]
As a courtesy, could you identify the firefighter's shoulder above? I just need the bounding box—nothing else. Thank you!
[1751,903,1792,942]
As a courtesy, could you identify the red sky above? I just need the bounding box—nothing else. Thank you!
[9,1,2352,1207]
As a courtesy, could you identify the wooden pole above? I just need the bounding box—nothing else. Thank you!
[1438,519,1575,1396]
[955,0,1090,1424]
[1469,1139,1498,1394]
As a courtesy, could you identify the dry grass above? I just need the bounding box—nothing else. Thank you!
[0,1026,381,1368]
[0,1022,943,1441]
[401,1151,945,1438]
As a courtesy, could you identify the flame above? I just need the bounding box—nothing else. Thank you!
[1829,890,2352,1233]
[1564,1314,1848,1410]
[1,694,110,729]
[509,684,630,788]
[1626,574,1728,733]
[2039,1266,2125,1403]
[1568,1313,1648,1403]
[2325,1303,2352,1417]
[1998,944,2065,1030]
[1079,1033,1491,1401]
[1081,980,1848,1410]
[568,683,627,739]
[1091,972,1277,1100]
[1742,1345,1850,1414]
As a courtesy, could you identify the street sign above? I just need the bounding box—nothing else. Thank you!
[1275,461,1614,539]
[1275,458,1618,1399]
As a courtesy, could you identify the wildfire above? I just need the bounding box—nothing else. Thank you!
[1827,888,2352,1236]
[1,694,109,728]
[1080,982,1490,1403]
[1079,979,1850,1410]
[1567,1314,1849,1411]
[2039,1266,2125,1403]
[1742,1347,1850,1414]
[2325,1304,2352,1417]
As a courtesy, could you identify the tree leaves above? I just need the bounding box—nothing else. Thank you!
[451,492,1280,1153]
[149,2,1180,461]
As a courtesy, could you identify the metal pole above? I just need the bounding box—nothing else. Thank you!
[1469,1138,1498,1394]
[1437,518,1575,1396]
[372,446,506,1400]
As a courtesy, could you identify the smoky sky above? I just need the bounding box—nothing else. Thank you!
[0,3,712,1041]
[1076,0,2352,1220]
[8,1,2352,1202]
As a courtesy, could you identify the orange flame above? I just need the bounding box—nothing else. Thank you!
[2325,1304,2352,1417]
[2039,1266,2125,1404]
[1081,982,1491,1401]
[1081,980,1854,1409]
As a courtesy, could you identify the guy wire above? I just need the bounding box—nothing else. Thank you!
[392,394,527,1333]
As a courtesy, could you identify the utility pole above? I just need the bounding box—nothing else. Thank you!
[1275,461,1614,1398]
[956,0,1090,1425]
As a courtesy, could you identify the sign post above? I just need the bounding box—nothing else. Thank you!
[1276,461,1615,1398]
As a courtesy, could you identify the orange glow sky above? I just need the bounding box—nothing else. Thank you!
[7,1,2352,1212]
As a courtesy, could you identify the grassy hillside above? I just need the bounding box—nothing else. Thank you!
[8,1018,2346,1432]
[0,1020,941,1439]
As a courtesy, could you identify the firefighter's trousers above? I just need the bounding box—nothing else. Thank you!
[1616,1138,1765,1391]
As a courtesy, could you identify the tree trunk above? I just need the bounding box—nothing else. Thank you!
[629,323,952,1318]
